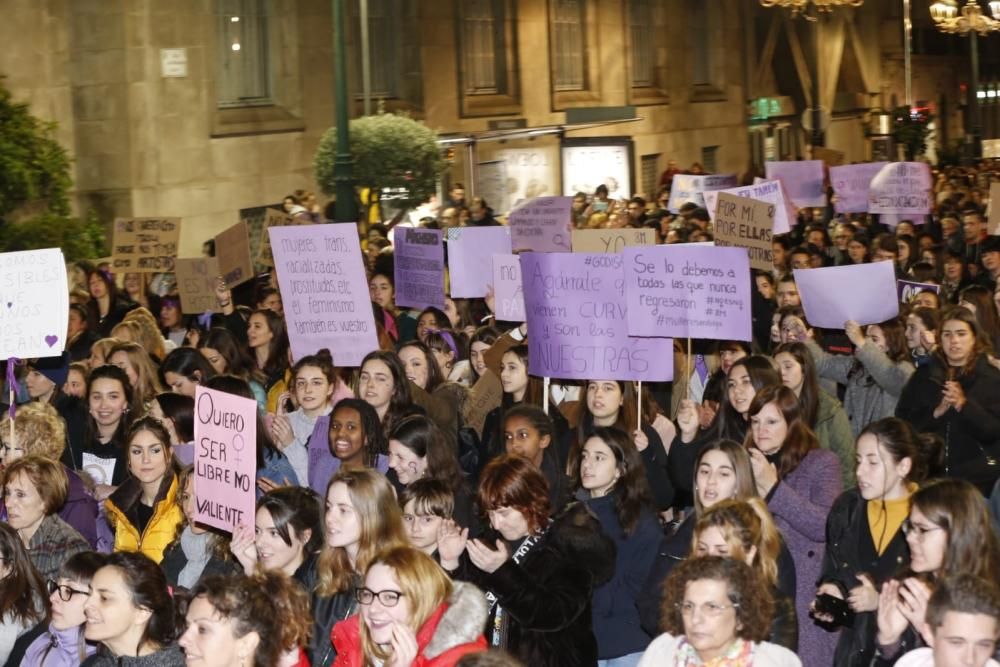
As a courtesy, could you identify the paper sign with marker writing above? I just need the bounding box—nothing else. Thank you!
[830,163,887,214]
[175,257,221,314]
[194,386,257,532]
[712,193,775,272]
[215,221,255,287]
[111,217,181,272]
[521,252,673,381]
[704,179,793,234]
[898,280,940,303]
[491,254,525,322]
[270,224,378,367]
[394,227,445,310]
[765,160,826,208]
[623,245,751,341]
[0,248,68,360]
[446,227,512,297]
[508,196,574,253]
[667,174,739,213]
[794,262,899,329]
[571,228,656,253]
[868,162,933,215]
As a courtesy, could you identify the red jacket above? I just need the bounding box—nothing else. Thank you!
[331,582,488,667]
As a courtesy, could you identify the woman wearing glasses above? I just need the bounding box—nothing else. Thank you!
[639,556,800,666]
[871,478,1000,665]
[0,522,48,664]
[22,551,107,666]
[331,546,487,666]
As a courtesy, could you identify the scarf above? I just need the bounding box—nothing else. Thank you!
[675,637,755,667]
[484,530,546,649]
[178,527,211,589]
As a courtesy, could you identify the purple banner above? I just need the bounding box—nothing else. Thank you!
[765,160,826,208]
[868,162,933,215]
[794,262,899,329]
[446,227,512,298]
[830,162,888,213]
[623,245,752,341]
[269,224,378,367]
[521,253,673,381]
[704,179,794,234]
[509,196,574,253]
[897,279,940,303]
[394,227,445,310]
[492,254,525,322]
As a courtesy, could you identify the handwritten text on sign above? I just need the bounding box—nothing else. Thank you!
[194,386,257,532]
[394,228,445,310]
[571,228,656,253]
[270,225,378,367]
[111,217,181,272]
[704,179,793,235]
[508,196,574,253]
[521,252,673,381]
[175,257,221,314]
[868,162,933,215]
[623,245,751,342]
[492,254,525,322]
[830,162,888,214]
[0,248,69,360]
[713,193,774,272]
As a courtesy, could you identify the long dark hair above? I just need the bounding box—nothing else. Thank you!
[84,364,135,448]
[159,347,217,389]
[329,398,387,468]
[744,385,819,478]
[712,356,781,442]
[773,341,820,428]
[358,351,413,433]
[198,327,262,384]
[100,552,177,649]
[250,309,290,381]
[0,523,47,626]
[256,487,325,557]
[936,306,993,375]
[154,392,194,443]
[398,340,445,392]
[911,478,1000,581]
[500,344,544,408]
[859,417,942,486]
[388,414,465,491]
[575,427,652,536]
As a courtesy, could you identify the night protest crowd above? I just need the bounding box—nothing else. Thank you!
[5,164,1000,667]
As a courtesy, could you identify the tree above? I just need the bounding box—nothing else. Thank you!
[314,112,445,220]
[0,79,72,221]
[0,210,107,262]
[892,105,934,162]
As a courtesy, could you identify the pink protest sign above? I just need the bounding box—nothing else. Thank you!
[394,227,446,310]
[704,179,794,234]
[269,224,378,367]
[521,252,673,381]
[447,227,512,297]
[623,245,751,341]
[194,386,257,532]
[830,162,888,213]
[868,162,933,215]
[794,262,899,329]
[765,160,826,208]
[509,196,574,253]
[491,254,525,322]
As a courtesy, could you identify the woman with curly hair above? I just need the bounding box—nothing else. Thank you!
[639,556,800,666]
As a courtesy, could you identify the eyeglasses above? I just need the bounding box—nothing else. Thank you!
[676,601,739,617]
[355,587,405,607]
[901,519,944,538]
[47,580,90,602]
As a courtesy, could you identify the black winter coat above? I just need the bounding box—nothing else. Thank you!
[469,502,616,667]
[160,539,241,590]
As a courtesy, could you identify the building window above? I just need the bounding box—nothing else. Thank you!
[628,0,654,88]
[352,0,400,98]
[551,0,586,91]
[462,0,503,94]
[641,153,660,199]
[216,0,271,108]
[691,0,714,87]
[701,145,719,173]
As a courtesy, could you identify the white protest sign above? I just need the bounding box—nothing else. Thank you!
[667,174,739,213]
[794,262,899,329]
[447,227,512,297]
[868,162,933,215]
[508,196,574,253]
[491,254,525,322]
[0,248,69,360]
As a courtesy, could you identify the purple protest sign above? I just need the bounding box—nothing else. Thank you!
[704,179,794,234]
[794,262,899,329]
[394,227,445,310]
[830,162,888,213]
[492,254,525,322]
[194,386,257,532]
[447,227,512,297]
[509,196,574,253]
[269,224,378,367]
[766,160,826,208]
[868,162,932,215]
[521,252,673,381]
[623,245,751,341]
[898,279,940,303]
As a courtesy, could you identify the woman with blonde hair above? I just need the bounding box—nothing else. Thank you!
[122,307,168,361]
[108,341,164,415]
[86,337,120,371]
[332,546,488,666]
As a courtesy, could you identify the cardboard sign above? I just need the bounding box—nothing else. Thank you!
[521,252,673,381]
[270,224,379,367]
[704,179,794,235]
[446,227,512,297]
[830,163,889,214]
[794,262,899,329]
[394,227,445,310]
[194,386,257,532]
[0,248,68,360]
[765,160,826,208]
[813,146,845,167]
[464,370,503,437]
[712,193,775,272]
[898,279,940,303]
[623,245,752,341]
[667,174,739,213]
[111,217,180,272]
[256,208,293,267]
[214,221,255,287]
[491,254,525,322]
[175,257,221,315]
[988,182,1000,234]
[868,162,933,215]
[571,228,657,253]
[508,196,574,253]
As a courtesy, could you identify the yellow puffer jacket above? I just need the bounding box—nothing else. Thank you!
[104,473,183,564]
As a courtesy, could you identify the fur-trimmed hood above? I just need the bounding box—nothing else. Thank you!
[423,582,489,659]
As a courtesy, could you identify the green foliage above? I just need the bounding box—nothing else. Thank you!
[892,105,934,161]
[315,113,445,210]
[0,79,72,220]
[0,210,108,262]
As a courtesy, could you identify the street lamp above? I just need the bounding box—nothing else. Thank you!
[930,0,1000,162]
